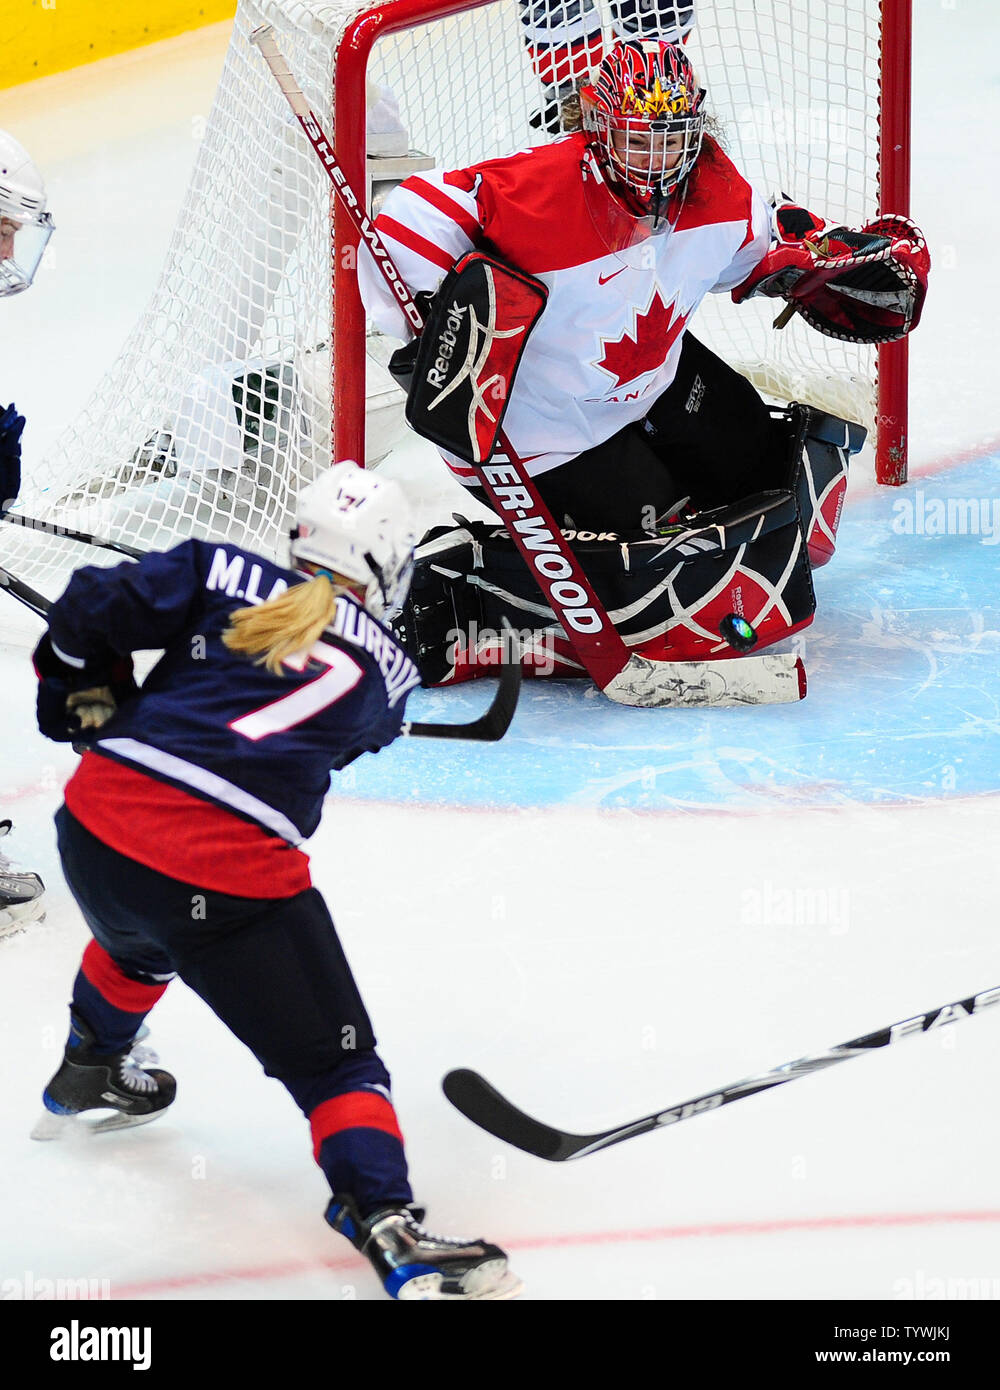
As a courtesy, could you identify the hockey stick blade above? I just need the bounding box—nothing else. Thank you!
[443,1069,593,1160]
[402,624,522,741]
[443,985,1000,1161]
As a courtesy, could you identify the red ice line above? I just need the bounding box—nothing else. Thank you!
[112,1208,1000,1298]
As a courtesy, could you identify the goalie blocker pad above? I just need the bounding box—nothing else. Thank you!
[393,405,862,685]
[389,251,548,464]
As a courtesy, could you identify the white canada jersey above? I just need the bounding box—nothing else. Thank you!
[359,132,772,483]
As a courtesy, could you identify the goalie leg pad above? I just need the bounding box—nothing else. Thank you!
[396,495,816,685]
[780,405,866,568]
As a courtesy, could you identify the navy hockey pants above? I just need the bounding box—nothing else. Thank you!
[56,805,413,1213]
[56,804,378,1079]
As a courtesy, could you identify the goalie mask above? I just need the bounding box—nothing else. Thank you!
[0,130,54,297]
[581,40,705,226]
[291,461,416,621]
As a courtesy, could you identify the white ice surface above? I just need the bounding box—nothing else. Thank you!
[1,5,1000,1303]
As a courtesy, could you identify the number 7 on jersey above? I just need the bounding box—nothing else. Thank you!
[229,641,363,740]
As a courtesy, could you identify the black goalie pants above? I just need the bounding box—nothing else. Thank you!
[466,333,787,530]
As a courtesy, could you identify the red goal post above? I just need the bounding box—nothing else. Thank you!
[876,0,913,486]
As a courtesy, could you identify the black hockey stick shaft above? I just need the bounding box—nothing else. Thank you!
[443,985,1000,1161]
[0,562,50,619]
[3,512,144,559]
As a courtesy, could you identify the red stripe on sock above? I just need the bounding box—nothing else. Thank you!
[310,1092,405,1160]
[80,940,169,1014]
[527,33,605,89]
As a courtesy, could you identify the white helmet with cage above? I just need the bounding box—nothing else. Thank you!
[291,461,416,621]
[0,130,55,297]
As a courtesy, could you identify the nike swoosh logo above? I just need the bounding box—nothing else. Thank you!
[598,267,628,285]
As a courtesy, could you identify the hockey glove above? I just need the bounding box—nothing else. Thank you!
[0,402,25,517]
[65,686,119,731]
[33,632,138,743]
[732,203,930,344]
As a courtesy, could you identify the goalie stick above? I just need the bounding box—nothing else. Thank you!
[250,25,805,712]
[442,985,1000,1161]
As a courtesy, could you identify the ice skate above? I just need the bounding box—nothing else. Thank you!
[0,821,45,937]
[31,1010,176,1139]
[327,1196,522,1301]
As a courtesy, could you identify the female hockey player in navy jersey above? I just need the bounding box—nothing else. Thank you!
[31,462,521,1301]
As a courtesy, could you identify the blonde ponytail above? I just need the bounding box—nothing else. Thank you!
[222,573,345,674]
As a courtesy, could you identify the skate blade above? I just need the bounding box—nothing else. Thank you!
[0,906,45,940]
[464,1268,524,1301]
[30,1111,74,1141]
[30,1107,168,1141]
[396,1262,523,1302]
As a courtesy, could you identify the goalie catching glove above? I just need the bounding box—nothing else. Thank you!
[733,201,930,344]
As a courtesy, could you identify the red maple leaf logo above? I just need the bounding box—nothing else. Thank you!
[596,289,688,389]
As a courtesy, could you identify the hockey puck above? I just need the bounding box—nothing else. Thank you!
[720,613,758,652]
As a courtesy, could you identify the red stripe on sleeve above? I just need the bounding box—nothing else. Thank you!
[442,169,478,194]
[310,1091,405,1159]
[81,939,169,1014]
[405,178,481,242]
[377,215,457,272]
[738,205,756,252]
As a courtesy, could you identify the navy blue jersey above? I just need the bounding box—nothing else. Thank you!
[46,540,421,844]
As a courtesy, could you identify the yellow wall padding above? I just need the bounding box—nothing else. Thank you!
[1,1,238,88]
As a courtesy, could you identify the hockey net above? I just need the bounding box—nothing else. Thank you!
[3,0,908,595]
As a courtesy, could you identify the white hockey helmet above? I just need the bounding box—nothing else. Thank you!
[0,130,54,297]
[291,461,416,621]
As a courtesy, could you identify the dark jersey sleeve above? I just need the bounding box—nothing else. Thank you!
[46,541,205,670]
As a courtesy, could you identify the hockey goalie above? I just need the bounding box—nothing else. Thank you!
[359,38,929,687]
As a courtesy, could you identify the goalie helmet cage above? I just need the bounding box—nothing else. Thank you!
[1,0,911,596]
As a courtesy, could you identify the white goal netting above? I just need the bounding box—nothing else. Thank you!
[3,0,890,595]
